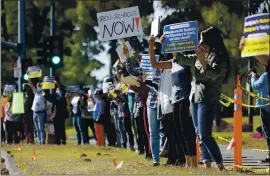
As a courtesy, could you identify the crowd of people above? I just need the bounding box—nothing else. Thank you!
[1,25,269,170]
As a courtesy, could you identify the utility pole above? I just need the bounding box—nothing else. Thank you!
[18,0,26,92]
[247,0,254,131]
[50,1,55,94]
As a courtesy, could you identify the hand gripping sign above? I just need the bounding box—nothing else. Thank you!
[241,13,269,57]
[27,66,42,78]
[42,76,55,89]
[97,6,143,41]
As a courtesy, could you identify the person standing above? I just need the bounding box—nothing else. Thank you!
[29,79,47,145]
[251,65,270,163]
[149,36,196,167]
[93,88,105,147]
[66,92,83,145]
[46,86,69,145]
[5,94,21,144]
[23,85,34,144]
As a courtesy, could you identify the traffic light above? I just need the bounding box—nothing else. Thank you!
[48,35,63,67]
[22,59,33,82]
[36,41,48,65]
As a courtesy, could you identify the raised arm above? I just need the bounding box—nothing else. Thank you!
[148,35,172,69]
[28,78,36,92]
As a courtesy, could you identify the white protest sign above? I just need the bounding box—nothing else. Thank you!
[97,6,143,41]
[151,16,160,37]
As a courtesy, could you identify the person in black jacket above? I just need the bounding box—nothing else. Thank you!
[47,85,69,145]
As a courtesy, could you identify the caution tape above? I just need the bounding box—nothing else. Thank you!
[241,86,270,101]
[234,165,270,175]
[220,93,270,108]
[212,133,230,143]
[219,100,231,107]
[251,149,270,153]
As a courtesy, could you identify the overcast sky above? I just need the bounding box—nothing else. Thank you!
[91,1,175,81]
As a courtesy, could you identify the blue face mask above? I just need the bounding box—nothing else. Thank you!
[37,88,42,92]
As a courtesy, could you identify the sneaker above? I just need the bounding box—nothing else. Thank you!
[62,141,66,145]
[136,150,144,155]
[153,161,160,167]
[258,157,270,163]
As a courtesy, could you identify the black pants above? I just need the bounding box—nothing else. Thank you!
[135,106,150,155]
[261,108,270,151]
[1,118,6,142]
[162,112,185,163]
[103,115,117,146]
[53,118,66,144]
[81,118,96,143]
[173,100,196,156]
[120,116,135,147]
[6,120,21,144]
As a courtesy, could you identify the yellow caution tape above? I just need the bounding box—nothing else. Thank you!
[220,93,270,108]
[219,100,232,107]
[241,86,270,101]
[212,133,230,143]
[234,165,270,175]
[251,149,270,153]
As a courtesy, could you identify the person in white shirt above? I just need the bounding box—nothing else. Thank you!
[29,79,46,145]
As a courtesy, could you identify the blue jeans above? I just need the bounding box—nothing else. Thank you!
[72,115,83,144]
[33,112,46,144]
[190,102,222,164]
[147,107,160,162]
[113,107,127,147]
[127,93,135,116]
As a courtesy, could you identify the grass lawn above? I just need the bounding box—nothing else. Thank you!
[66,127,93,138]
[2,143,238,175]
[215,116,267,149]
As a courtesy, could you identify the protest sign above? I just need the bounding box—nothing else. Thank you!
[27,66,42,78]
[162,21,198,53]
[140,54,159,80]
[42,76,55,89]
[12,92,24,114]
[97,6,143,41]
[241,13,269,57]
[151,16,160,37]
[116,41,134,63]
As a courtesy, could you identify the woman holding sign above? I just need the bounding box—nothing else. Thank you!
[149,26,230,170]
[149,36,196,167]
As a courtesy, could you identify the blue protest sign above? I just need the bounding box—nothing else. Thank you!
[162,21,198,53]
[140,54,159,80]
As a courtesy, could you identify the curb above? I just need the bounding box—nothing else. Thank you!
[1,150,21,175]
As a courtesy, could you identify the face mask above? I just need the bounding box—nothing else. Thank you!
[37,88,42,92]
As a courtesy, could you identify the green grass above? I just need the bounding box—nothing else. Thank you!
[66,127,93,137]
[2,144,238,175]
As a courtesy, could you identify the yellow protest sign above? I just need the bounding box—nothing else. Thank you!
[12,92,24,114]
[241,13,270,57]
[42,76,55,89]
[27,66,42,78]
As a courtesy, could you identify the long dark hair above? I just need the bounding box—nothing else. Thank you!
[200,26,231,83]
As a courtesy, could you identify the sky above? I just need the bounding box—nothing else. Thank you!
[91,1,175,81]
